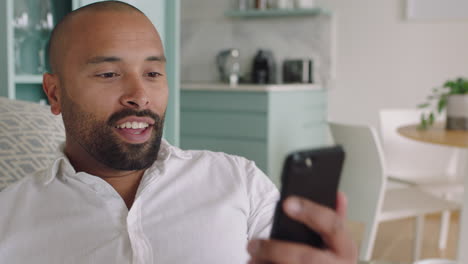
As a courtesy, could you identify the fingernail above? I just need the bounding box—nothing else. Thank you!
[285,197,302,215]
[248,240,260,254]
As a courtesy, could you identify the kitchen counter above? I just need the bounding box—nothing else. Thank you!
[181,82,322,92]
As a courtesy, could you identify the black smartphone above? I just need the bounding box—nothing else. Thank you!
[270,145,345,248]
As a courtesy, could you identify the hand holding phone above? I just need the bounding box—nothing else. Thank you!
[270,146,345,248]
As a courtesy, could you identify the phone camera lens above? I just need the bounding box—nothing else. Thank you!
[292,153,302,162]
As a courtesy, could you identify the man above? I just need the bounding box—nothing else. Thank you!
[0,1,357,263]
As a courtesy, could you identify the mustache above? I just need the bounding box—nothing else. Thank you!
[107,109,161,126]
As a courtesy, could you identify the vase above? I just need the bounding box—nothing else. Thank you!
[446,94,468,130]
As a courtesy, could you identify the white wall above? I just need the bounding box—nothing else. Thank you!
[317,0,468,128]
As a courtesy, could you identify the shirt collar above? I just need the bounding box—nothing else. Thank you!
[42,139,192,186]
[157,139,192,161]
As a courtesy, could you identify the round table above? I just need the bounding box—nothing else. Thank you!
[398,122,468,148]
[398,122,468,263]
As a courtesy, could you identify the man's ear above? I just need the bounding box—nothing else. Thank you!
[43,73,62,115]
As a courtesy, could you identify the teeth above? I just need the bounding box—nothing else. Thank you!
[116,122,149,129]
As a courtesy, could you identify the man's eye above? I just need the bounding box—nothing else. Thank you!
[96,72,119,78]
[147,72,162,78]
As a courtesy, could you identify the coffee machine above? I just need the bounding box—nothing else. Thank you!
[251,49,276,84]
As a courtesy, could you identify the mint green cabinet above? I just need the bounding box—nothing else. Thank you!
[0,0,180,145]
[180,86,327,186]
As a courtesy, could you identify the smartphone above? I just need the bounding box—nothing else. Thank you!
[270,145,345,248]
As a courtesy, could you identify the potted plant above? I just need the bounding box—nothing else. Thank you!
[418,77,468,130]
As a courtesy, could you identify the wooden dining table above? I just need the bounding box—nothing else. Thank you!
[398,122,468,262]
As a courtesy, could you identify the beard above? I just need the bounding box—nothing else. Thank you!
[60,91,164,171]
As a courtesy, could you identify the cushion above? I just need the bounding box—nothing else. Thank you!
[0,97,65,191]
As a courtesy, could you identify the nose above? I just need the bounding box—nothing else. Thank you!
[119,75,149,109]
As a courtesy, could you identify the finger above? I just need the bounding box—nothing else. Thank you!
[282,197,356,259]
[335,191,348,219]
[247,239,334,264]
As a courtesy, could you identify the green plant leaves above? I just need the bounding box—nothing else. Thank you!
[419,113,428,129]
[418,77,468,129]
[443,77,468,94]
[444,80,456,89]
[438,95,447,114]
[429,112,435,125]
[417,102,430,108]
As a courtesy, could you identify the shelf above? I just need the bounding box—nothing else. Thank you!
[225,7,331,18]
[181,82,322,92]
[14,75,43,84]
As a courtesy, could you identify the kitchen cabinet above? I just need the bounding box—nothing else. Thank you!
[0,0,180,145]
[180,83,327,186]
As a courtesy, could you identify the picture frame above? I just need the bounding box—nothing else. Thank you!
[406,0,468,20]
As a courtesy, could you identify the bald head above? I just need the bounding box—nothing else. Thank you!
[47,1,149,73]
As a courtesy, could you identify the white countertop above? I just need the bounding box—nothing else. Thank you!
[181,82,322,92]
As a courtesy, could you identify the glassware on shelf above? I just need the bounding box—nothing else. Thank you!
[35,0,55,74]
[12,0,31,75]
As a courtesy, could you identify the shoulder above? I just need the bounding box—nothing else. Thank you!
[0,170,50,222]
[162,139,251,166]
[0,169,47,198]
[174,146,278,193]
[176,146,259,175]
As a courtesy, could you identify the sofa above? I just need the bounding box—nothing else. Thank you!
[0,97,65,191]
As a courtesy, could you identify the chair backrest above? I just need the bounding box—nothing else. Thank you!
[0,97,65,190]
[328,122,386,224]
[379,109,459,179]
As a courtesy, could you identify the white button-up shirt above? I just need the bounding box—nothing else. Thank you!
[0,140,279,264]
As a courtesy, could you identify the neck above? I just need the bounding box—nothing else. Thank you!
[64,140,145,209]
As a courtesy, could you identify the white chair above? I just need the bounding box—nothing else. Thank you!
[328,122,458,262]
[0,97,65,191]
[380,109,464,250]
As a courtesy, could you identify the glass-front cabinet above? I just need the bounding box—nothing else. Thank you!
[0,0,180,145]
[1,0,71,103]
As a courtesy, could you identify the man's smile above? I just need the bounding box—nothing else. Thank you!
[113,116,155,143]
[116,121,150,130]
